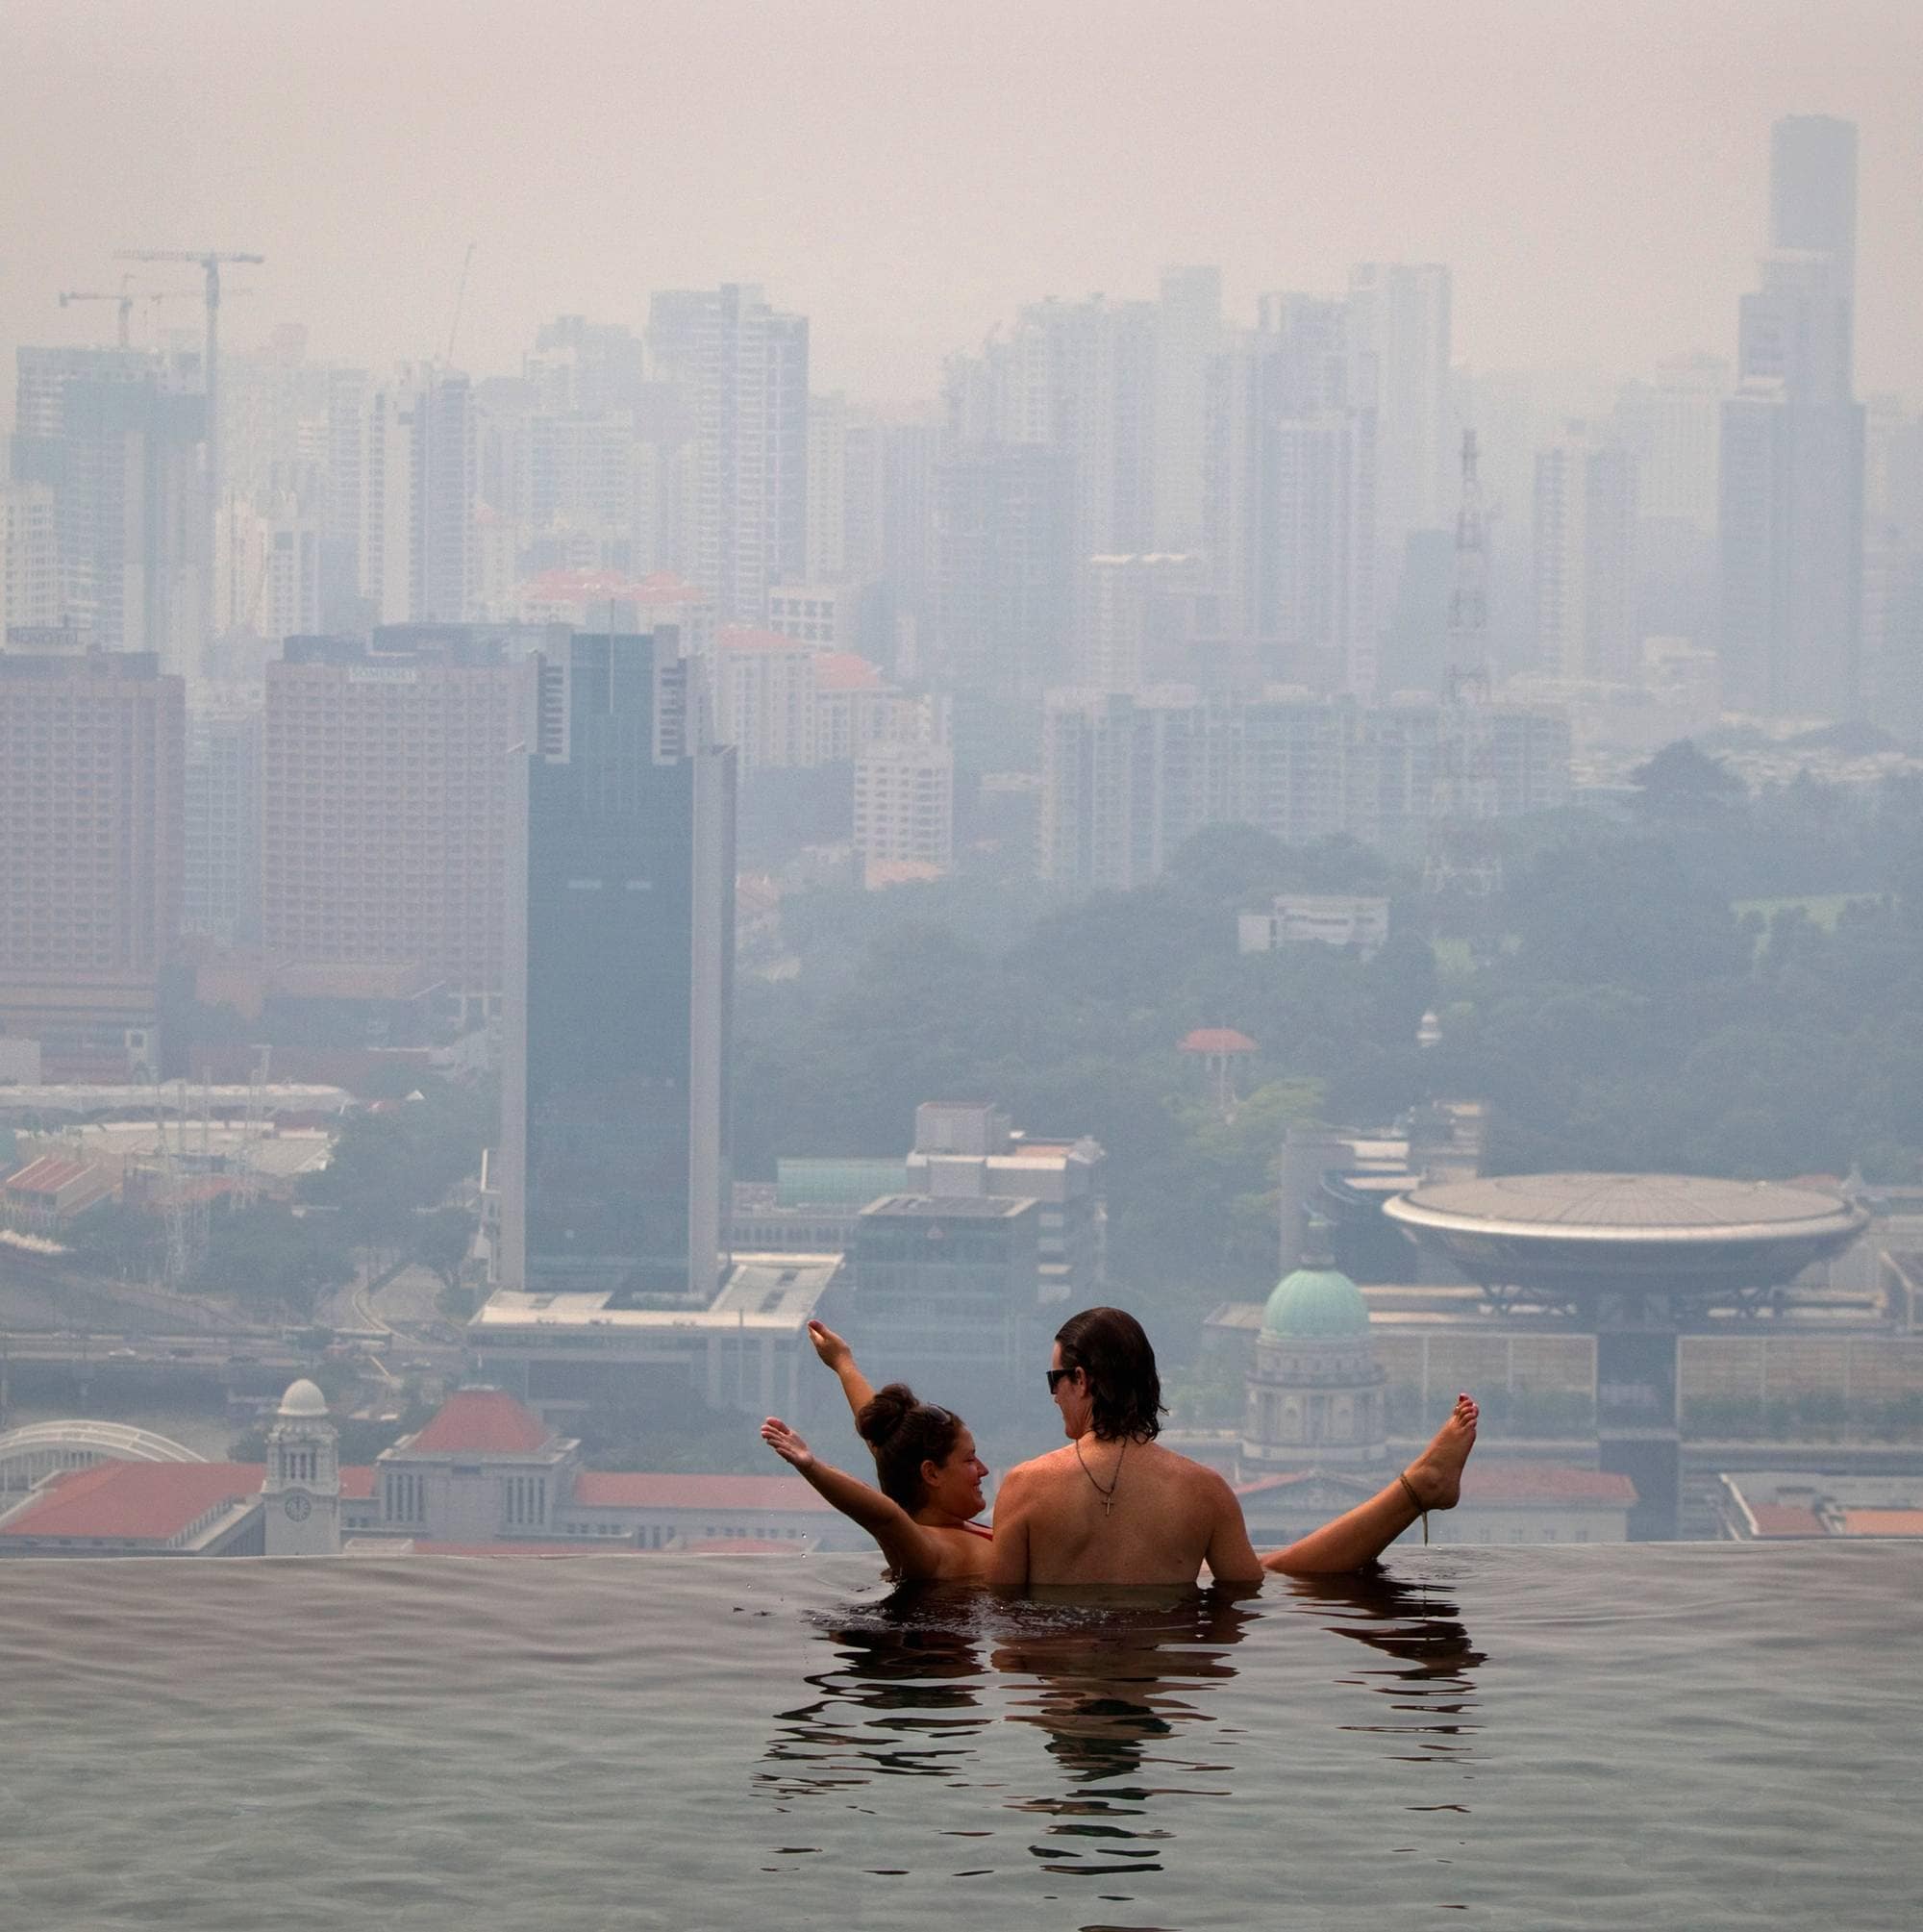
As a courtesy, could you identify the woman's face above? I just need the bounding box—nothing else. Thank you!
[922,1426,989,1520]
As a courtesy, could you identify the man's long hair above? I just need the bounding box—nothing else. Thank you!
[1055,1306,1163,1442]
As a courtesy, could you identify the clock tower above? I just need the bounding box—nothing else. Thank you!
[263,1378,341,1556]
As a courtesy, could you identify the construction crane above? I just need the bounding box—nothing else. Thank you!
[57,277,201,349]
[1423,429,1503,900]
[113,248,264,560]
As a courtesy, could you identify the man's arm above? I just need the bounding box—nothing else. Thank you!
[807,1320,878,1426]
[1200,1471,1264,1586]
[761,1418,943,1578]
[986,1465,1035,1588]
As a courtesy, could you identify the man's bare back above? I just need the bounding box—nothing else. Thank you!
[988,1436,1261,1587]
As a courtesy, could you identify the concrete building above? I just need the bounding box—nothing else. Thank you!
[0,648,183,1080]
[1719,116,1863,716]
[1237,894,1390,958]
[907,1100,1106,1306]
[853,739,954,885]
[362,364,475,626]
[1347,263,1453,619]
[766,579,859,650]
[713,626,820,769]
[262,631,531,1019]
[470,1255,842,1424]
[10,346,206,672]
[1040,687,1568,890]
[1715,1470,1923,1542]
[646,285,808,621]
[1240,1259,1388,1473]
[498,629,735,1306]
[1152,266,1223,553]
[1534,423,1638,684]
[1,482,62,634]
[182,695,262,946]
[1076,552,1210,692]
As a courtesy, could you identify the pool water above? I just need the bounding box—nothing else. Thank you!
[0,1545,1914,1929]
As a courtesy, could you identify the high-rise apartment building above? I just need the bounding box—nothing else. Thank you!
[1040,687,1568,891]
[1,483,62,634]
[0,648,184,1078]
[362,365,476,626]
[1534,424,1638,684]
[262,631,531,1018]
[646,286,808,621]
[11,346,207,671]
[183,695,262,948]
[853,739,954,884]
[934,441,1075,696]
[1720,116,1863,716]
[1204,296,1377,690]
[712,627,820,770]
[1153,267,1223,552]
[1076,552,1211,691]
[1347,263,1453,613]
[499,630,736,1305]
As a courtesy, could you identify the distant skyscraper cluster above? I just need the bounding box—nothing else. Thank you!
[1,113,1913,1091]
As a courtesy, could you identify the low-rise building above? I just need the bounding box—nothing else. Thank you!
[1237,894,1390,958]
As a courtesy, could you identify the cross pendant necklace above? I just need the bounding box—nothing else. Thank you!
[1075,1433,1127,1516]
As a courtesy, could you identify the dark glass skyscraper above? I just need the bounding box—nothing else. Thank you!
[500,630,735,1305]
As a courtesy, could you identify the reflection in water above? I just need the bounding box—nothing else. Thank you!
[761,1572,1483,1898]
[1290,1568,1486,1769]
[761,1584,992,1798]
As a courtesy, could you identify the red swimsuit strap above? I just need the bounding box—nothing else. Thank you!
[955,1519,994,1541]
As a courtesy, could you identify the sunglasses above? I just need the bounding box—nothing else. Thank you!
[1045,1367,1077,1393]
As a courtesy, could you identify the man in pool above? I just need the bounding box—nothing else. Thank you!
[987,1306,1479,1588]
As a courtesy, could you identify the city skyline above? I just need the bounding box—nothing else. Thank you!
[3,3,1921,427]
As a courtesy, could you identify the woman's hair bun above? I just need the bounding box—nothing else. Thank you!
[856,1381,917,1446]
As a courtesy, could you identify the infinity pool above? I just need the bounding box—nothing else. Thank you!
[1,1546,1914,1928]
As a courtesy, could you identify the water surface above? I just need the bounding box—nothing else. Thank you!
[0,1546,1914,1928]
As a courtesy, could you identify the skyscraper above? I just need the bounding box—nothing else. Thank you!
[0,646,184,1079]
[1347,263,1453,616]
[646,286,808,621]
[362,364,476,625]
[1152,267,1223,553]
[500,631,736,1306]
[1534,423,1638,684]
[1719,116,1863,715]
[11,346,206,671]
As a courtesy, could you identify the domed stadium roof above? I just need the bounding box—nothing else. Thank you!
[1262,1266,1370,1340]
[278,1378,328,1419]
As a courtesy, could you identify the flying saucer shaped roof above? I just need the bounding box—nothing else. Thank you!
[1384,1172,1868,1301]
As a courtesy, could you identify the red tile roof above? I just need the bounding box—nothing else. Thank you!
[1836,1508,1923,1538]
[0,1462,264,1543]
[1748,1503,1824,1538]
[1461,1464,1636,1507]
[407,1390,553,1455]
[410,1541,650,1558]
[340,1466,376,1500]
[3,1155,100,1195]
[570,1470,833,1513]
[812,651,883,690]
[1181,1027,1257,1055]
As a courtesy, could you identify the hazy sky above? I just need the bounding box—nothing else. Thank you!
[3,0,1919,423]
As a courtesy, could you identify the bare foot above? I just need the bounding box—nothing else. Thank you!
[1404,1395,1479,1512]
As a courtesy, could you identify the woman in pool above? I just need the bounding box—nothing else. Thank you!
[762,1322,993,1581]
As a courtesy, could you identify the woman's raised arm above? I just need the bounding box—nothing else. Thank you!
[806,1319,878,1425]
[761,1416,945,1579]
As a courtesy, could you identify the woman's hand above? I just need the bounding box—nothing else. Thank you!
[807,1319,853,1371]
[761,1416,815,1472]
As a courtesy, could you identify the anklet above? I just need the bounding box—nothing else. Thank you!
[1397,1469,1429,1545]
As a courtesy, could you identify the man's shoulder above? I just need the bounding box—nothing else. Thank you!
[998,1447,1077,1491]
[1143,1443,1236,1496]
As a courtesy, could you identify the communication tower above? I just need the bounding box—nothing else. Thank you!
[1423,429,1502,896]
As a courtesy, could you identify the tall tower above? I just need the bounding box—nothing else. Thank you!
[262,1378,341,1557]
[1720,116,1863,716]
[499,631,736,1307]
[1425,430,1502,896]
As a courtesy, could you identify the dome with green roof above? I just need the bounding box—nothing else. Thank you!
[1261,1265,1370,1340]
